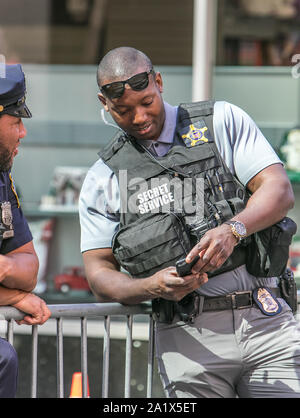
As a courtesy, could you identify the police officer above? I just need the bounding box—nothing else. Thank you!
[0,64,51,397]
[79,47,300,398]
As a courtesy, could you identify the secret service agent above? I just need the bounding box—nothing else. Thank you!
[80,47,299,398]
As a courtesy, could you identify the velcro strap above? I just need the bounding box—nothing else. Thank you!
[126,245,184,276]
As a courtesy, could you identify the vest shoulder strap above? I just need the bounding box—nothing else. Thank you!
[178,100,215,119]
[98,131,128,163]
[177,100,215,141]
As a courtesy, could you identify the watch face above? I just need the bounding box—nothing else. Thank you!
[233,221,247,237]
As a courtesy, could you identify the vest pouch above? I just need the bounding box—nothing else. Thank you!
[227,197,246,216]
[212,195,246,222]
[214,200,234,222]
[112,213,192,278]
[246,217,297,277]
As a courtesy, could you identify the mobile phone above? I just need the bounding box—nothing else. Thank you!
[176,255,200,277]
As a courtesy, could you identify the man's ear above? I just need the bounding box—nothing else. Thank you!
[98,93,109,112]
[154,71,163,94]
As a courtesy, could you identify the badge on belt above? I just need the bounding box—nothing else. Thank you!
[0,201,14,239]
[253,287,282,316]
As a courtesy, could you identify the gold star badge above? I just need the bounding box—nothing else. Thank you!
[182,124,210,147]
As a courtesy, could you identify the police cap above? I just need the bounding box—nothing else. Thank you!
[0,64,32,118]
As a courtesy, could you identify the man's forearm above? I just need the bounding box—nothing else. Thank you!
[84,249,155,304]
[0,251,39,292]
[88,267,153,305]
[84,242,208,304]
[0,284,27,306]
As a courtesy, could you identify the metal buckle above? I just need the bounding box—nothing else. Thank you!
[231,291,253,310]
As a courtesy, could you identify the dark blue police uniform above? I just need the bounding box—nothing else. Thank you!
[0,63,32,397]
[0,172,32,254]
[0,172,32,398]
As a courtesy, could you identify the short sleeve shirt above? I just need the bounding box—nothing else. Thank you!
[0,171,32,254]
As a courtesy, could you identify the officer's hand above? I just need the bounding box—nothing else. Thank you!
[149,266,208,302]
[186,224,238,274]
[12,293,51,325]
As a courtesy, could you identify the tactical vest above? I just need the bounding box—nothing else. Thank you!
[99,101,249,279]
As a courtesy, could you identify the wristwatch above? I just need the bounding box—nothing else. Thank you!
[224,220,247,243]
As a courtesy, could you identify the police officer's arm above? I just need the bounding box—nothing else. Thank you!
[83,248,208,304]
[0,285,51,325]
[0,285,28,306]
[186,163,294,273]
[0,241,39,292]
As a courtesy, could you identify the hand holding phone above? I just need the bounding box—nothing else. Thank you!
[176,255,200,277]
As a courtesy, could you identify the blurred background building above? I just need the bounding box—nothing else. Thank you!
[1,0,300,397]
[1,0,300,66]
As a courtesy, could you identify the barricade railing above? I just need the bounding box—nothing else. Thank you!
[0,302,154,398]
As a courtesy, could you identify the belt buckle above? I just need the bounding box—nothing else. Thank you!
[231,291,253,310]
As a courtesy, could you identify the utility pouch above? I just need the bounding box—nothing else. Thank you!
[246,217,297,277]
[175,292,202,323]
[112,212,191,278]
[152,293,202,324]
[214,197,246,222]
[152,298,176,323]
[279,268,298,314]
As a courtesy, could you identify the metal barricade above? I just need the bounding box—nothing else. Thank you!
[0,302,155,398]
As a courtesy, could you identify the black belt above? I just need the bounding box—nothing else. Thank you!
[196,288,281,312]
[153,288,282,324]
[172,288,282,324]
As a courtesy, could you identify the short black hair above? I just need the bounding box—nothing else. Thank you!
[97,47,153,88]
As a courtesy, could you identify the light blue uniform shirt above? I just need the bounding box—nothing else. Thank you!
[79,101,282,296]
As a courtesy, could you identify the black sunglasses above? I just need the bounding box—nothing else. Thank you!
[100,68,155,99]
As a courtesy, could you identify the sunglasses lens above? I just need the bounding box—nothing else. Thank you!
[103,82,124,99]
[128,72,149,91]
